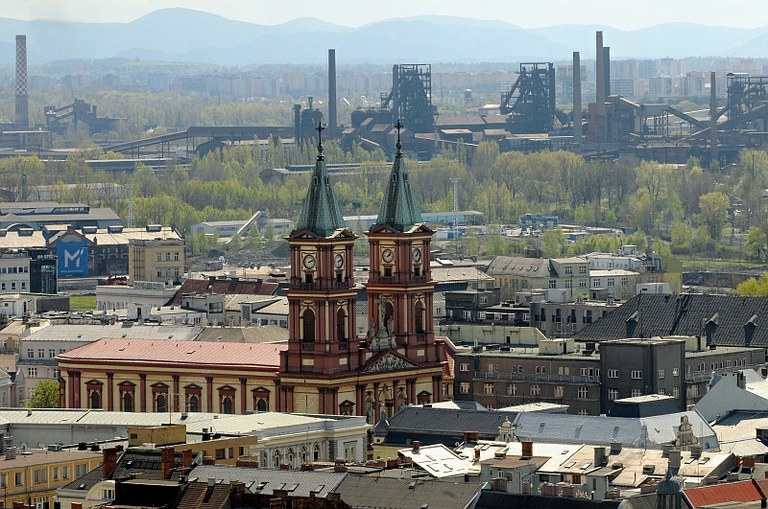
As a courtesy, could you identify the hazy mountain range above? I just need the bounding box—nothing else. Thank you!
[0,8,767,66]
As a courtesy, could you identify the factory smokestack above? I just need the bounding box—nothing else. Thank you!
[573,51,582,145]
[328,49,337,135]
[710,71,718,168]
[603,46,611,97]
[595,31,606,142]
[15,35,29,129]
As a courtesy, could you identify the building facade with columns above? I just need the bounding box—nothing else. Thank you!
[55,130,448,424]
[56,339,285,414]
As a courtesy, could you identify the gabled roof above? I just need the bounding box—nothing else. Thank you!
[166,278,278,306]
[189,466,346,497]
[293,140,346,238]
[574,293,768,347]
[370,132,423,233]
[513,410,718,450]
[176,482,229,509]
[711,410,768,457]
[485,256,553,278]
[333,476,486,509]
[57,338,286,369]
[477,491,624,509]
[194,325,287,343]
[684,479,767,508]
[375,406,517,446]
[23,323,203,342]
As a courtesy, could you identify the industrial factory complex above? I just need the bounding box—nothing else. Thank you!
[2,31,768,169]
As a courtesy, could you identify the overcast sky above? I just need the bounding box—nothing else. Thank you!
[2,0,766,30]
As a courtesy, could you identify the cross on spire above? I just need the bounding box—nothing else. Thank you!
[316,122,325,159]
[395,119,403,155]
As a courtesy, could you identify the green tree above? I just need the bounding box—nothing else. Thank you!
[735,272,768,296]
[698,191,730,241]
[26,379,60,408]
[540,229,566,258]
[746,225,768,261]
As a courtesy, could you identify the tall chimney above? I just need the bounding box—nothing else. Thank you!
[161,447,175,480]
[328,49,337,135]
[182,449,193,470]
[102,448,118,479]
[710,71,718,168]
[521,441,533,459]
[573,51,582,145]
[15,35,29,129]
[595,31,606,143]
[603,46,611,97]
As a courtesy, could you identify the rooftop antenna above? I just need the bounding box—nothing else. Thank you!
[450,177,460,256]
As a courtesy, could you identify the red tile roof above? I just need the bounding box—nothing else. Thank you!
[684,479,764,508]
[166,278,278,305]
[57,338,286,369]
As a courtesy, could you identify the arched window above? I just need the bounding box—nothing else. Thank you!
[252,386,270,412]
[90,390,101,409]
[156,393,167,413]
[188,394,200,412]
[287,448,295,468]
[302,309,315,342]
[300,445,308,464]
[337,308,346,341]
[273,450,282,468]
[222,396,234,414]
[415,301,425,333]
[122,392,133,412]
[86,380,103,410]
[313,443,321,461]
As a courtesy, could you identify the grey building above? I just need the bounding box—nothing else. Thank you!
[599,338,686,414]
[454,338,602,415]
[454,335,763,416]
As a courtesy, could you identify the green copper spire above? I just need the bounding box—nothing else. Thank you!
[373,120,423,232]
[294,123,346,237]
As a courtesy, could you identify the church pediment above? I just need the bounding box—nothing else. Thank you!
[289,230,322,241]
[408,223,434,234]
[362,352,417,373]
[367,225,399,235]
[329,228,357,239]
[368,223,433,235]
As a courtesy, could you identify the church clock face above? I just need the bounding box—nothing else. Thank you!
[382,248,394,263]
[302,254,316,270]
[412,247,422,263]
[334,253,344,269]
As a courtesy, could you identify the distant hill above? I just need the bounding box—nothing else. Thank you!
[0,9,767,66]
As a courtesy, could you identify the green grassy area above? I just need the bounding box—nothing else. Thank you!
[681,259,766,270]
[69,295,97,312]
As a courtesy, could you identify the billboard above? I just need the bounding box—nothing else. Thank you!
[57,242,89,276]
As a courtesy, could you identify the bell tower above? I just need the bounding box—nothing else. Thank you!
[281,123,358,376]
[365,121,437,362]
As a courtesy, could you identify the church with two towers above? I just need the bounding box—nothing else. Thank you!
[279,124,449,423]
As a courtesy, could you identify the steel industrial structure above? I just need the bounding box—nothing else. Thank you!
[379,64,437,133]
[500,62,563,133]
[44,99,121,135]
